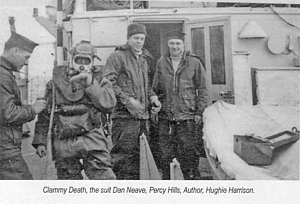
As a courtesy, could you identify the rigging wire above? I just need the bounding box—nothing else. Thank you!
[270,5,300,30]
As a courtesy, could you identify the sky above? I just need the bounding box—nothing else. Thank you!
[0,0,55,79]
[0,0,56,100]
[0,0,54,44]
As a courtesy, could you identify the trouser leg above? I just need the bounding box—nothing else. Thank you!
[55,155,83,180]
[0,155,33,180]
[83,151,116,180]
[196,122,206,158]
[110,118,147,180]
[176,120,200,180]
[149,119,162,170]
[54,127,114,180]
[158,120,175,180]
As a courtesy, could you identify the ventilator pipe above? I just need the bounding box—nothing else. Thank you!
[130,0,134,10]
[74,0,86,13]
[56,0,64,66]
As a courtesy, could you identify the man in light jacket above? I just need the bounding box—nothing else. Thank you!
[152,30,208,180]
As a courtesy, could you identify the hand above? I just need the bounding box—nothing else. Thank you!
[32,99,47,114]
[150,113,158,122]
[70,72,93,89]
[194,115,202,125]
[46,80,53,89]
[36,145,47,158]
[150,96,161,114]
[98,77,112,87]
[125,97,144,118]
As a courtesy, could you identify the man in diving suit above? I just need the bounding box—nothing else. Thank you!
[32,41,116,180]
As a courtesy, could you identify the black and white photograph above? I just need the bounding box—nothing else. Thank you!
[0,0,299,203]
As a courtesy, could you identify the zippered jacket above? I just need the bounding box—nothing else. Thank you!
[152,51,208,121]
[0,56,37,160]
[103,44,156,119]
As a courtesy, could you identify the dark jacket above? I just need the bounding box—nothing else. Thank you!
[152,51,208,121]
[0,56,36,160]
[103,44,156,119]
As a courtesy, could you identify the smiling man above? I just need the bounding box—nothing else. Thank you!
[152,30,208,180]
[0,31,46,180]
[103,23,161,180]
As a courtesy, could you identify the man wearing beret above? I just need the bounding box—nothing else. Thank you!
[103,23,161,180]
[0,32,46,179]
[152,30,208,180]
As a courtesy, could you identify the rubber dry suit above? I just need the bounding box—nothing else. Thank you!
[32,66,116,180]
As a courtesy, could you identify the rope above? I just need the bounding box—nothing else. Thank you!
[43,85,56,180]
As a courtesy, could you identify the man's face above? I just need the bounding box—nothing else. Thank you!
[12,48,31,71]
[127,33,146,53]
[167,39,184,56]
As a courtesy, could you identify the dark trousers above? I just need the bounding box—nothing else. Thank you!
[0,154,33,180]
[159,119,202,180]
[55,155,83,180]
[110,118,149,180]
[55,152,116,180]
[149,119,162,169]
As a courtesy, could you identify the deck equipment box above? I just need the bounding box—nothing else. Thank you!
[234,130,299,165]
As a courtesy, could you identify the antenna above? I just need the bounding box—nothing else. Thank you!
[9,16,16,32]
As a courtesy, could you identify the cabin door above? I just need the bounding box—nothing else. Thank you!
[185,17,234,105]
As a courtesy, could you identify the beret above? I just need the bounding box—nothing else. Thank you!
[164,30,186,41]
[5,31,38,53]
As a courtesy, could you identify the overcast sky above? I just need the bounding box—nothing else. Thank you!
[0,0,55,83]
[0,0,55,45]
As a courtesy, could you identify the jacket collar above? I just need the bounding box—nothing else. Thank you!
[163,50,194,75]
[116,44,154,60]
[0,56,17,72]
[164,50,192,61]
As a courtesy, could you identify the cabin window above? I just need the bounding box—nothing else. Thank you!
[191,27,205,67]
[210,25,226,85]
[186,16,232,104]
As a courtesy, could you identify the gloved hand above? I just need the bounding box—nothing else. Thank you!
[70,72,93,91]
[150,96,161,114]
[32,99,47,114]
[46,80,53,89]
[36,144,47,158]
[194,115,202,125]
[98,77,112,87]
[124,97,144,118]
[150,113,158,122]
